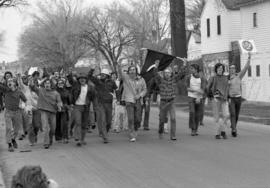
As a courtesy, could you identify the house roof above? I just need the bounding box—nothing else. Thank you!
[234,0,270,7]
[221,0,241,10]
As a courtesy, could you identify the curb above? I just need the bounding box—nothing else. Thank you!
[0,169,5,188]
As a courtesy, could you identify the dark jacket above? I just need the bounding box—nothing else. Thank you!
[57,88,71,111]
[88,72,117,104]
[0,83,27,111]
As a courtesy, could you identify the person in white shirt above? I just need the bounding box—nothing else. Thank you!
[186,64,206,136]
[71,73,96,146]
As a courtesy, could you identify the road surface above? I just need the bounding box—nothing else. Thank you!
[1,107,270,188]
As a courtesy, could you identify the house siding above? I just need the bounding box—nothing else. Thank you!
[240,2,270,102]
[201,0,241,55]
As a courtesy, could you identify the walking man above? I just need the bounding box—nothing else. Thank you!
[154,59,187,141]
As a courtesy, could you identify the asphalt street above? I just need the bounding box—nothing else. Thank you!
[0,107,270,188]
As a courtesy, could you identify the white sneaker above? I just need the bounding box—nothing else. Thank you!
[130,138,136,142]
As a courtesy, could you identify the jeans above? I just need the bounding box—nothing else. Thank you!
[126,100,142,139]
[199,98,206,124]
[5,110,22,144]
[188,97,203,131]
[159,100,176,138]
[112,104,128,131]
[40,110,56,146]
[56,111,69,140]
[73,105,89,142]
[229,97,242,131]
[212,99,229,135]
[142,97,151,129]
[28,110,41,144]
[96,104,108,140]
[103,103,113,132]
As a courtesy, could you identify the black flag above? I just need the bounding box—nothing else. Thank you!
[140,49,176,83]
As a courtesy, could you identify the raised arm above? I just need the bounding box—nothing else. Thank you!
[29,78,40,95]
[174,58,188,81]
[239,53,251,79]
[0,82,9,93]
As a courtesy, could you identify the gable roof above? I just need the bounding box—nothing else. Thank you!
[221,0,241,10]
[234,0,270,7]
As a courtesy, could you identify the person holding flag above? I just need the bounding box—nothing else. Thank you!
[153,58,188,141]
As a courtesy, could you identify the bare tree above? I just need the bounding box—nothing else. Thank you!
[19,0,90,68]
[82,3,135,72]
[186,0,206,31]
[123,0,170,66]
[0,0,27,8]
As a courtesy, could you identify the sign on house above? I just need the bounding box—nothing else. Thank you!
[238,40,257,54]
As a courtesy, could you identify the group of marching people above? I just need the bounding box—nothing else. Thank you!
[0,52,251,152]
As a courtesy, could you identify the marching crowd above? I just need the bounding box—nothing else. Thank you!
[0,52,251,152]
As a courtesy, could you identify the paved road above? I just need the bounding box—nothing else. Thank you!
[1,108,270,188]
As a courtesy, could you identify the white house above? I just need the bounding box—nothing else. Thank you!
[201,0,270,102]
[201,0,241,78]
[235,0,270,102]
[187,31,202,61]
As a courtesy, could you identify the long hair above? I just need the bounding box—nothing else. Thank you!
[214,63,225,74]
[11,166,49,188]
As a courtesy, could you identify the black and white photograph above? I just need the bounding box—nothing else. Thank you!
[0,0,270,187]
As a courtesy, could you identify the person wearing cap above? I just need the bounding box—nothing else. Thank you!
[88,68,117,143]
[30,78,63,149]
[55,78,72,143]
[228,52,251,137]
[153,59,188,141]
[117,64,147,142]
[186,64,207,136]
[207,63,230,140]
[70,72,96,146]
[0,75,27,152]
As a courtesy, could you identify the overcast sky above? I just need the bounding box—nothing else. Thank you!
[0,0,126,63]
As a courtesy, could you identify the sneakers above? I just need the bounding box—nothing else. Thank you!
[221,131,227,139]
[130,138,136,142]
[8,143,14,152]
[143,127,150,131]
[63,139,69,144]
[76,142,82,147]
[44,145,50,149]
[170,137,177,141]
[216,132,227,139]
[12,139,18,149]
[18,135,25,140]
[103,138,109,144]
[231,130,238,137]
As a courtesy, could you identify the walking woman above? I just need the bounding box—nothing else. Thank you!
[229,53,251,137]
[207,63,229,139]
[186,64,207,136]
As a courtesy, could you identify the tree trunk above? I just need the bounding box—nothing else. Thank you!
[169,0,187,58]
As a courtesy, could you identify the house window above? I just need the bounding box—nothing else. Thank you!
[253,13,257,27]
[248,66,252,77]
[256,65,260,77]
[207,18,210,37]
[217,15,221,35]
